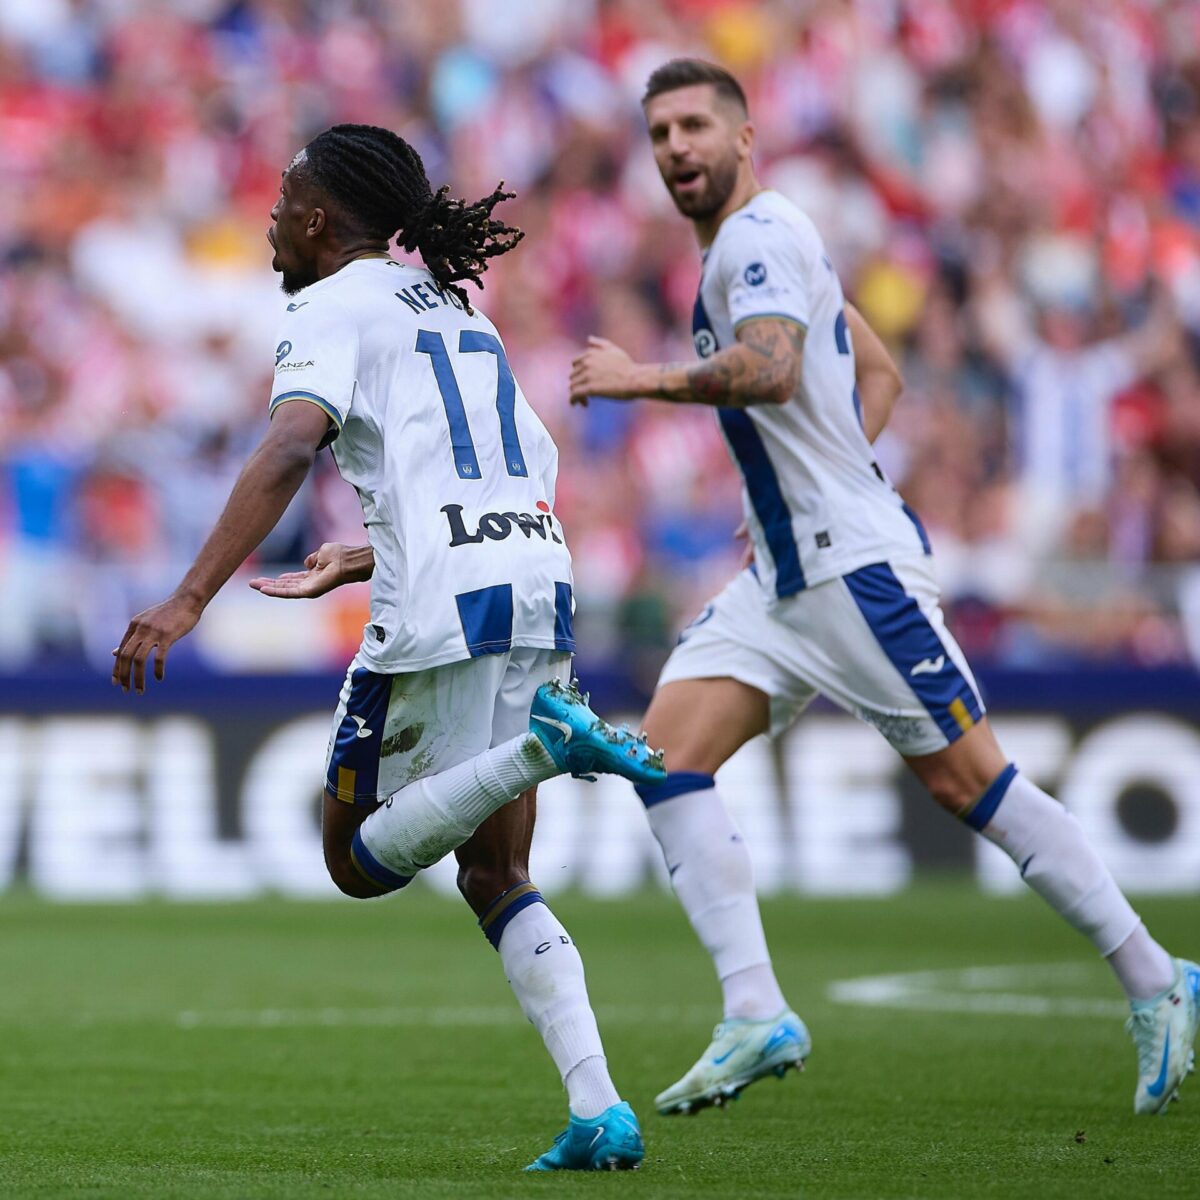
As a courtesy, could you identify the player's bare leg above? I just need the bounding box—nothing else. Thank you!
[640,680,786,1020]
[322,786,643,1167]
[638,678,810,1114]
[322,790,384,898]
[903,717,1172,999]
[320,741,559,900]
[458,791,643,1169]
[900,719,1006,815]
[455,788,614,1111]
[455,787,538,916]
[905,718,1198,1112]
[641,677,770,775]
[322,678,664,898]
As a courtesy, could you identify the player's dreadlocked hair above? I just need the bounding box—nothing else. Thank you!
[303,124,523,313]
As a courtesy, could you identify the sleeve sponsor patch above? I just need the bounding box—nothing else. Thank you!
[743,262,768,287]
[269,295,359,429]
[722,218,812,330]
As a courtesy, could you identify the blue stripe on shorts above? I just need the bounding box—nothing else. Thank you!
[326,667,392,804]
[844,562,982,745]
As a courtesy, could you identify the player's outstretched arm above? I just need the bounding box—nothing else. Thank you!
[569,317,803,409]
[845,303,903,442]
[112,401,332,693]
[249,542,374,599]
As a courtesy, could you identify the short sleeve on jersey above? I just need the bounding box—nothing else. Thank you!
[719,210,812,333]
[269,294,359,443]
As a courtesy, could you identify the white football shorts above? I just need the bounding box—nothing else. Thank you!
[325,646,571,805]
[659,558,984,757]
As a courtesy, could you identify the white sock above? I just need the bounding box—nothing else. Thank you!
[496,900,620,1119]
[1108,923,1177,1002]
[642,781,787,1021]
[974,767,1173,999]
[356,734,558,880]
[722,964,789,1021]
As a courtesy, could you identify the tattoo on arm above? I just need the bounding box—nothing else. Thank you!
[651,318,805,407]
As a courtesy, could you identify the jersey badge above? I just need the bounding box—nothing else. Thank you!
[744,262,768,287]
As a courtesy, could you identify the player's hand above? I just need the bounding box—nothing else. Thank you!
[111,592,203,694]
[735,520,755,570]
[248,543,369,599]
[569,336,643,405]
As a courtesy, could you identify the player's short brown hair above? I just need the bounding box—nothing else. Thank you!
[642,58,748,115]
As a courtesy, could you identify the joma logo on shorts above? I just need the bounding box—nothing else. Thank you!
[441,504,564,547]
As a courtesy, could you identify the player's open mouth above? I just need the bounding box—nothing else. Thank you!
[674,169,702,187]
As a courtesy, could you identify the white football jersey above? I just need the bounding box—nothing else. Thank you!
[694,190,929,599]
[269,258,574,672]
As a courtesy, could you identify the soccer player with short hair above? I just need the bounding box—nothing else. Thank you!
[113,124,662,1171]
[569,59,1199,1118]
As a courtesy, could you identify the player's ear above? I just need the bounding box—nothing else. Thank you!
[736,119,755,162]
[307,208,327,238]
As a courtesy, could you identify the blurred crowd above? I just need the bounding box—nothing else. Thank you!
[3,0,1200,679]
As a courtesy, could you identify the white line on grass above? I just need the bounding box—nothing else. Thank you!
[172,1002,716,1030]
[0,1001,715,1031]
[174,1005,523,1029]
[828,963,1129,1019]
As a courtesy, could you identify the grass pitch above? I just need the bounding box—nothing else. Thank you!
[0,883,1196,1199]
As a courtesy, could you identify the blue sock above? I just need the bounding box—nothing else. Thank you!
[478,880,545,949]
[349,826,413,893]
[634,771,715,808]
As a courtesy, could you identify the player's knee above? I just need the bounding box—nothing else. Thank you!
[654,746,710,775]
[915,722,1011,816]
[921,763,975,815]
[326,855,383,899]
[322,842,392,900]
[457,861,527,916]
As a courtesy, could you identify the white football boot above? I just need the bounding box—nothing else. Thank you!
[655,1009,811,1115]
[1127,958,1200,1115]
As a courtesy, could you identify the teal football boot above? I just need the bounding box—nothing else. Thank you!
[1128,958,1200,1115]
[530,679,665,785]
[656,1009,811,1115]
[525,1101,644,1172]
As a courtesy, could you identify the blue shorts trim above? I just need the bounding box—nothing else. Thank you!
[843,562,982,745]
[634,771,716,808]
[326,667,392,804]
[963,763,1018,832]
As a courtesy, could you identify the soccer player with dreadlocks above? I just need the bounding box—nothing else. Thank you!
[112,124,661,1171]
